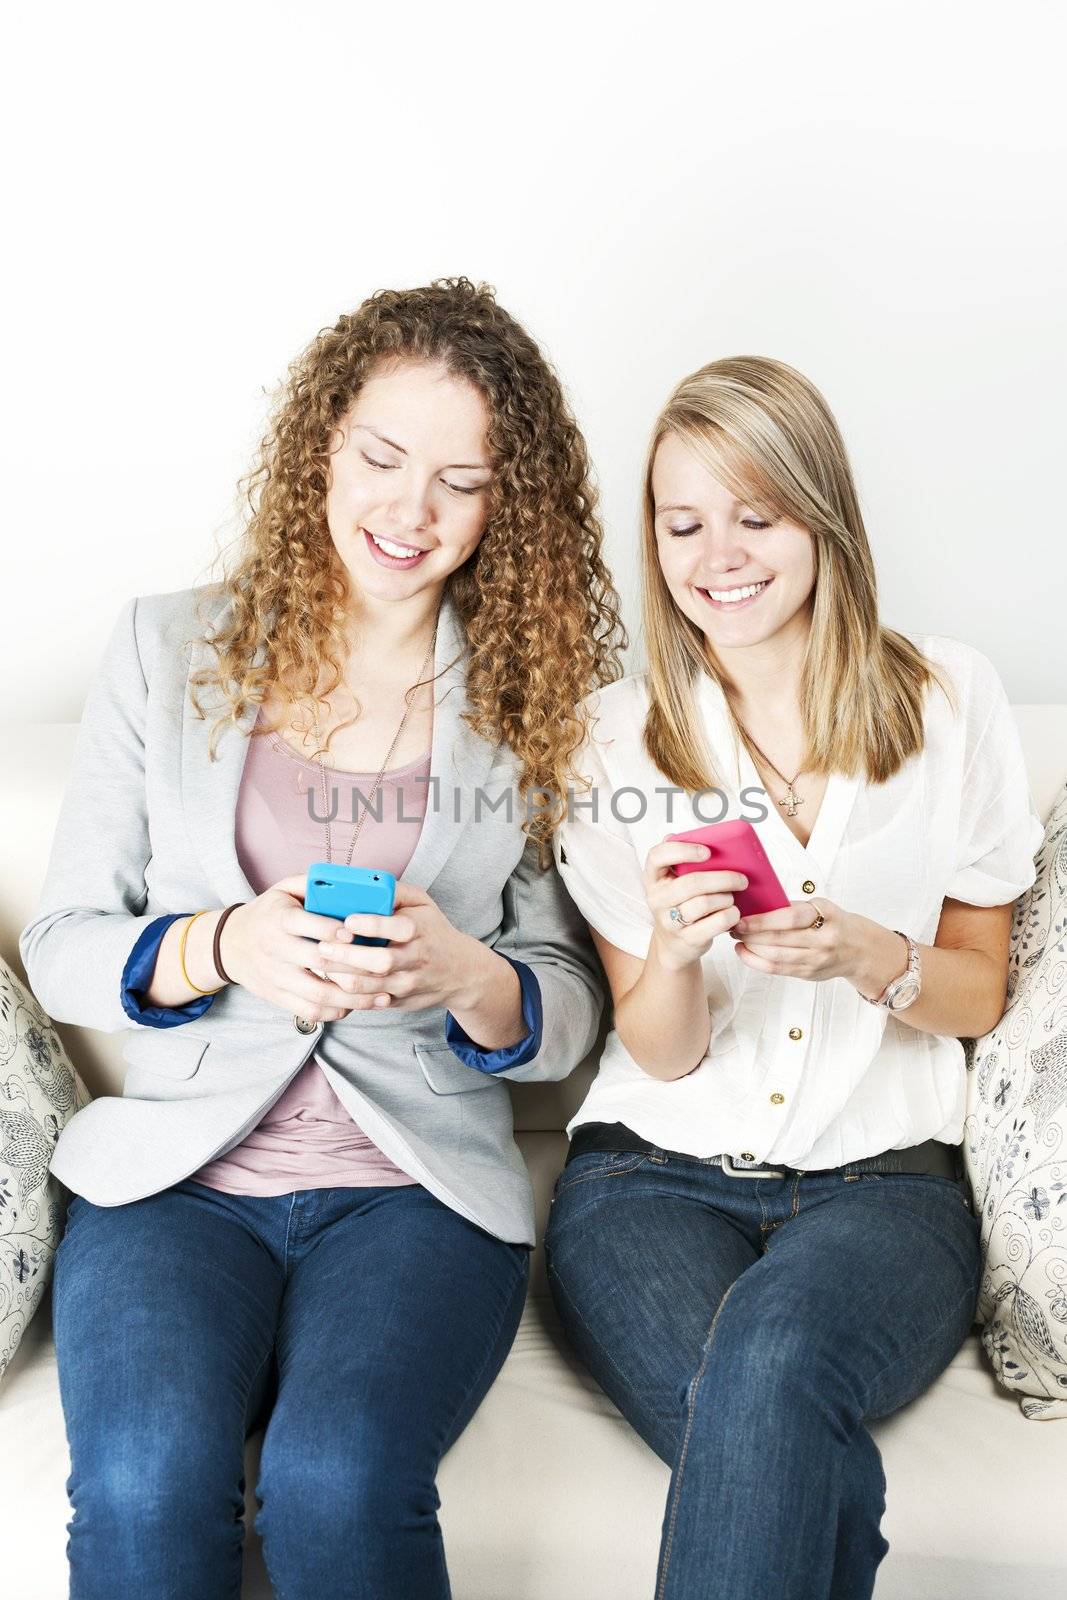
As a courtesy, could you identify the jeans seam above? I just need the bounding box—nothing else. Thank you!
[656,1276,740,1600]
[281,1193,298,1276]
[552,1156,650,1201]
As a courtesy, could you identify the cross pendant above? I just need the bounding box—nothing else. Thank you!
[778,785,802,817]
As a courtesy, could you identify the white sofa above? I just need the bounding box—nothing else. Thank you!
[3,710,1067,1600]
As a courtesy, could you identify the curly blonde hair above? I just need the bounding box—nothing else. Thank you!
[188,277,626,860]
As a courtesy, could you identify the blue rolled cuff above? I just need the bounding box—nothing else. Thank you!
[444,955,543,1074]
[120,913,219,1028]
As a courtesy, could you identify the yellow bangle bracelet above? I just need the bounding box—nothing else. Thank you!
[178,911,226,996]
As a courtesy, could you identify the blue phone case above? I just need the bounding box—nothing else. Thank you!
[305,864,397,946]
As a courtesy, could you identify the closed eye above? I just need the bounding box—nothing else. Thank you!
[669,519,771,536]
[362,454,484,496]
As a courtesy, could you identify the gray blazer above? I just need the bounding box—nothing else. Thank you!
[20,583,603,1244]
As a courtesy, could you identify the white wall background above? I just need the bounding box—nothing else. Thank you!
[5,0,1064,720]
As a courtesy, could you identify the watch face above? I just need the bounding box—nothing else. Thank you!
[887,975,921,1010]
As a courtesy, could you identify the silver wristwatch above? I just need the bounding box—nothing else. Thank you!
[861,931,922,1011]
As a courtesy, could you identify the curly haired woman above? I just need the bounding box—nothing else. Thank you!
[21,278,624,1600]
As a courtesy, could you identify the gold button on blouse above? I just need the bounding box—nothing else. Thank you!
[770,1093,786,1105]
[788,1027,803,1041]
[802,879,816,895]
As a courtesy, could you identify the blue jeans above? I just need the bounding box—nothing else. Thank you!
[51,1179,529,1600]
[544,1145,981,1600]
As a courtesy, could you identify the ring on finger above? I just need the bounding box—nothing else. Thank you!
[669,906,690,928]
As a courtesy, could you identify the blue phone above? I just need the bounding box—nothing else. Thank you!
[305,864,397,946]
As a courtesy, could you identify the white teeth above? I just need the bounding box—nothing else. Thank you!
[706,580,769,603]
[370,532,424,559]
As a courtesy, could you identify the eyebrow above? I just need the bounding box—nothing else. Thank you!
[655,494,754,516]
[356,424,491,472]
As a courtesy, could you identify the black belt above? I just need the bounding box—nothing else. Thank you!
[567,1121,965,1182]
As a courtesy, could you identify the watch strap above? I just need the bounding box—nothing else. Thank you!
[863,931,921,1008]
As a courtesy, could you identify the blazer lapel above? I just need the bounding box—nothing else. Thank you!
[180,586,501,907]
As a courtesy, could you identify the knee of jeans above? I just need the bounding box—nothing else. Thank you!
[258,1427,437,1537]
[696,1305,847,1414]
[70,1432,236,1529]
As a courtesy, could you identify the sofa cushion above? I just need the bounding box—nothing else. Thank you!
[964,781,1067,1418]
[0,956,88,1380]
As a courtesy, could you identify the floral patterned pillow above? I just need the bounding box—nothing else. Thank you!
[0,955,89,1380]
[964,781,1067,1419]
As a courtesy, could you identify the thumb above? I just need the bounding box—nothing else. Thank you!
[273,874,309,903]
[391,879,434,909]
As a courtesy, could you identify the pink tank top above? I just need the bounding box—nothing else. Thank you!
[189,711,431,1195]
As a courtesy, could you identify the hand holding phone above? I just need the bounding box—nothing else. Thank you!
[305,864,397,946]
[666,820,789,919]
[212,870,399,1025]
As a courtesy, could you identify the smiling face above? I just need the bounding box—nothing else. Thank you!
[325,357,494,606]
[651,430,817,660]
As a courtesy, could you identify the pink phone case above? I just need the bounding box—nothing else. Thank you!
[667,820,790,918]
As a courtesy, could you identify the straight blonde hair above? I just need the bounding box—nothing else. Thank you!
[640,356,956,792]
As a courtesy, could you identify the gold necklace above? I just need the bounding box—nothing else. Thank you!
[729,713,809,818]
[311,625,437,866]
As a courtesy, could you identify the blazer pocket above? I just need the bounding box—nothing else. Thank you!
[121,1028,210,1081]
[413,1043,500,1095]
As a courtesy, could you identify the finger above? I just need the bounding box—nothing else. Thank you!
[734,943,778,973]
[674,903,742,940]
[332,912,417,944]
[311,942,398,975]
[284,982,382,1016]
[733,928,816,948]
[285,904,370,944]
[659,883,739,909]
[659,867,750,896]
[648,841,711,871]
[391,881,433,909]
[735,904,815,935]
[281,932,359,977]
[292,969,359,1009]
[272,873,312,902]
[662,893,739,924]
[279,984,350,1023]
[646,870,748,908]
[736,941,810,971]
[330,971,405,997]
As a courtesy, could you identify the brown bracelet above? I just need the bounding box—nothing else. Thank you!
[213,902,243,986]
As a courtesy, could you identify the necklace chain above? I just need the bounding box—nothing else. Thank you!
[312,625,437,867]
[728,704,809,819]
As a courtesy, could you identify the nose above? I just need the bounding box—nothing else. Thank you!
[385,480,432,533]
[700,515,748,572]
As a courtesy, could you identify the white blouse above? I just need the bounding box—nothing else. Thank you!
[553,634,1044,1168]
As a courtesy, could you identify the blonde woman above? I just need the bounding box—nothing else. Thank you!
[546,357,1042,1600]
[22,278,623,1600]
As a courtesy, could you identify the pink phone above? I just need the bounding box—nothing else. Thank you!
[666,820,790,919]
